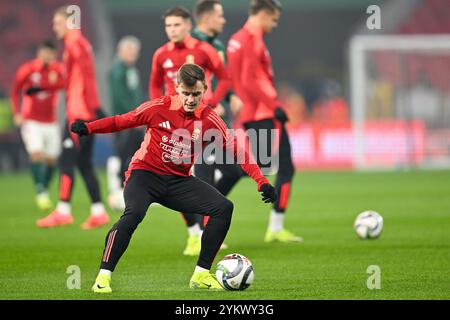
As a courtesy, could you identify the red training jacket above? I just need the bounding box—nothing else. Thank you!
[63,30,100,122]
[10,58,65,123]
[86,95,269,189]
[227,21,281,124]
[149,35,230,107]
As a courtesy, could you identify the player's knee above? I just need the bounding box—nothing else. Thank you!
[30,152,44,162]
[46,157,57,166]
[221,199,234,218]
[77,161,93,174]
[123,204,147,221]
[118,206,147,232]
[59,161,74,175]
[278,160,295,181]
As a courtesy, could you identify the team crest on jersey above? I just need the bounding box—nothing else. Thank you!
[163,59,174,69]
[186,54,195,64]
[48,70,58,84]
[30,72,41,84]
[192,128,201,141]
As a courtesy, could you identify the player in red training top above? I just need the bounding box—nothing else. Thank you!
[71,63,277,293]
[10,40,65,211]
[149,6,230,112]
[36,6,109,230]
[149,5,233,253]
[227,0,302,243]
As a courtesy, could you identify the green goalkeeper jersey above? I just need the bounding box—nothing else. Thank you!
[108,58,143,115]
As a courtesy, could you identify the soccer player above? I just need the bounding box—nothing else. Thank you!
[36,6,109,229]
[149,6,230,108]
[10,40,65,210]
[179,0,246,256]
[71,63,277,292]
[106,35,144,211]
[149,5,232,255]
[227,0,302,242]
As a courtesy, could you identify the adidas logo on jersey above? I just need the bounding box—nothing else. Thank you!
[227,39,241,53]
[159,121,171,129]
[163,59,174,69]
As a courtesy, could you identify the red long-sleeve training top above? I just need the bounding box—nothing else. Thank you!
[10,58,65,123]
[63,30,100,122]
[227,21,281,124]
[85,94,269,189]
[149,35,231,107]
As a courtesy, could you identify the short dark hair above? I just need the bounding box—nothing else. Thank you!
[163,6,191,20]
[38,39,56,51]
[54,5,70,18]
[194,0,221,22]
[250,0,282,15]
[177,63,205,87]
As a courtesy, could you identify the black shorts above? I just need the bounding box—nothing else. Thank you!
[124,169,232,217]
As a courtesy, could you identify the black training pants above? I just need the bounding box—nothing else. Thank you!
[100,169,234,271]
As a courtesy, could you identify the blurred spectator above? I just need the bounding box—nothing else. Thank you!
[311,80,349,124]
[106,35,144,211]
[409,73,441,125]
[278,83,308,128]
[367,70,394,120]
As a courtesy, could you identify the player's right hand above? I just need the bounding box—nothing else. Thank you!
[274,107,289,123]
[259,183,278,204]
[25,86,43,96]
[71,120,89,136]
[13,114,23,127]
[214,103,226,117]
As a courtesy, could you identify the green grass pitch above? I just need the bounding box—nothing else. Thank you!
[0,170,449,299]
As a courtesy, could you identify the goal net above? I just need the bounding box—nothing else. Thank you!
[349,35,450,169]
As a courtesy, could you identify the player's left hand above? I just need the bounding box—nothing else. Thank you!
[259,183,278,203]
[214,103,226,117]
[230,94,243,116]
[274,107,289,123]
[25,86,43,96]
[71,120,89,136]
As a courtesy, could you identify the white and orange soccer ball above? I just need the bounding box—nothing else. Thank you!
[354,210,384,239]
[215,253,254,291]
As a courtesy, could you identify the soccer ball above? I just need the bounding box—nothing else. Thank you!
[215,253,254,291]
[354,210,384,239]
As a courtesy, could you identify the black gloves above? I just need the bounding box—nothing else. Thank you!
[25,87,43,96]
[260,183,278,203]
[71,120,89,136]
[274,107,289,123]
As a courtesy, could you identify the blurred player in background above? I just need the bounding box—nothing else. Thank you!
[149,5,232,254]
[70,63,277,293]
[179,0,246,256]
[106,35,144,212]
[227,0,302,242]
[10,40,65,211]
[36,6,110,229]
[149,5,230,106]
